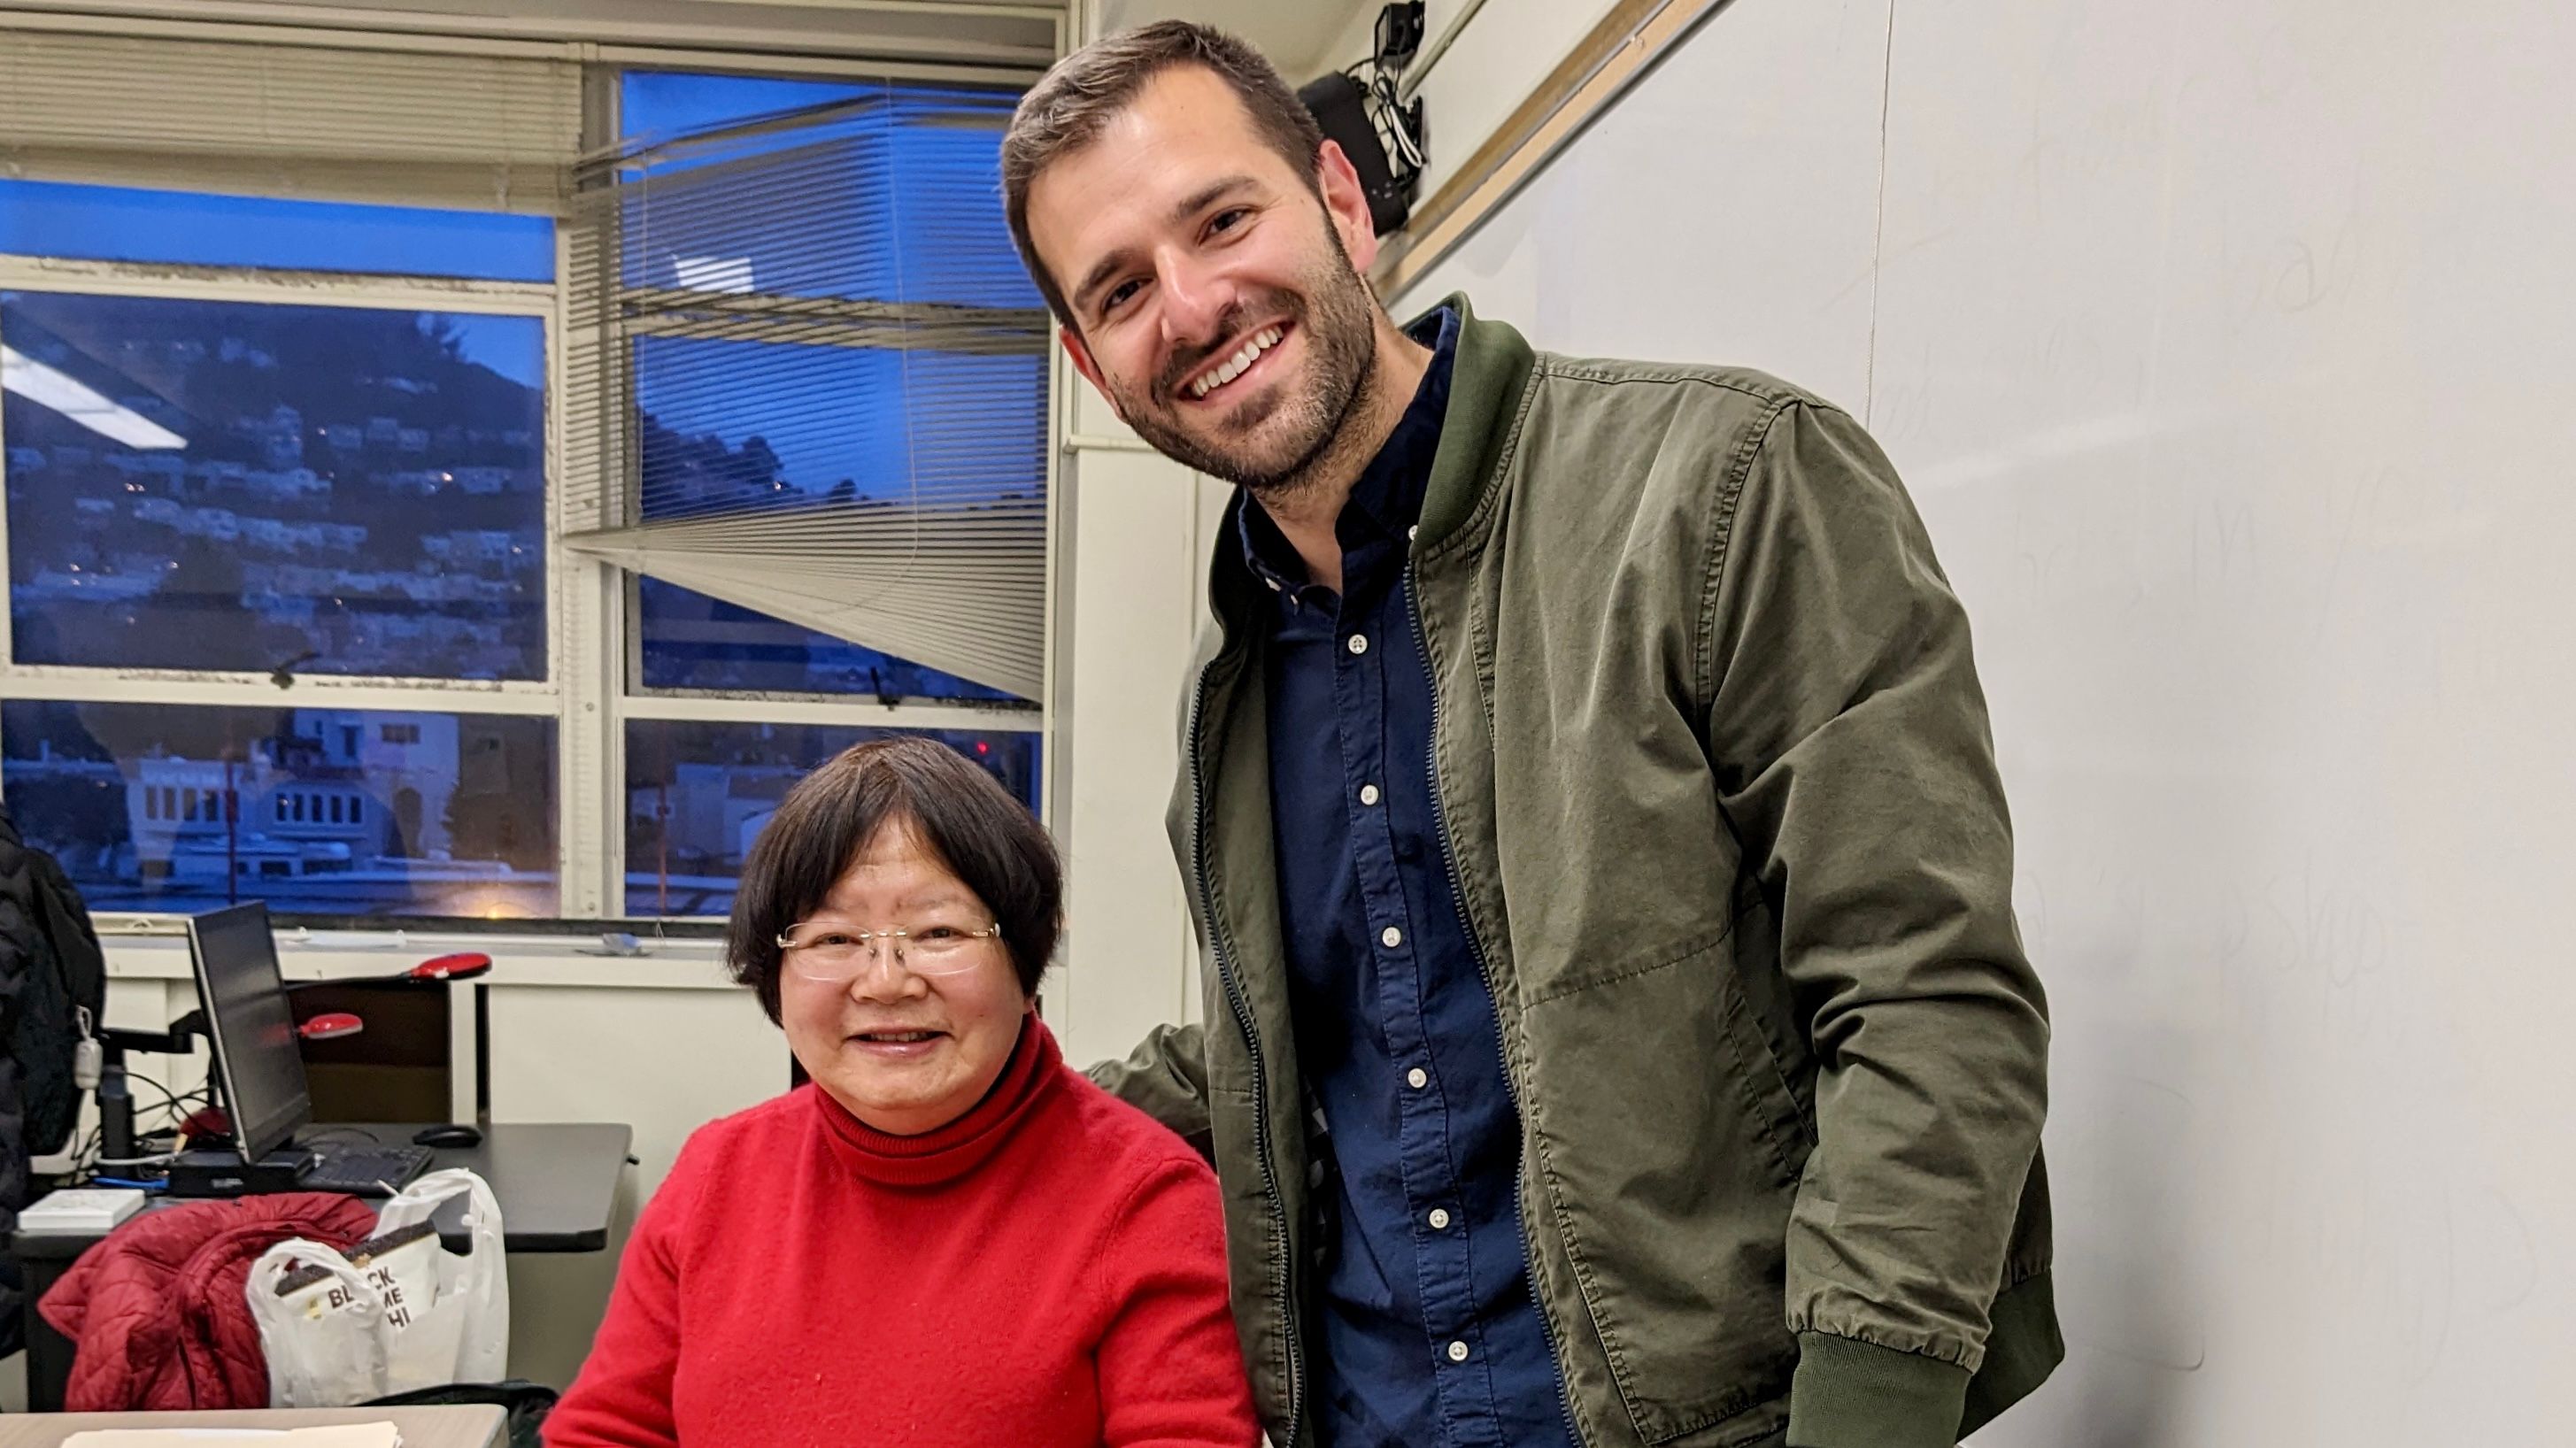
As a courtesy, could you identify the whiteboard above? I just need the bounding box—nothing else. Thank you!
[1397,2,2576,1443]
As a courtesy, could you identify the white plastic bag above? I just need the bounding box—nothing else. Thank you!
[248,1240,387,1409]
[372,1168,509,1386]
[245,1168,509,1406]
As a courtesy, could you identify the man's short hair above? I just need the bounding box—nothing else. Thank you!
[1003,20,1326,330]
[727,736,1060,1021]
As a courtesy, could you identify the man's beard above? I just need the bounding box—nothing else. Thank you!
[1109,233,1381,503]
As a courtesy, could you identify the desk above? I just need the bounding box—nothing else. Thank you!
[10,1123,631,1413]
[0,1406,505,1448]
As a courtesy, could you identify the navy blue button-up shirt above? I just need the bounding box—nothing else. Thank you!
[1245,309,1577,1448]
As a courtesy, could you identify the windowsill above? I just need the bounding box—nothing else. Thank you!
[95,913,727,938]
[102,929,734,990]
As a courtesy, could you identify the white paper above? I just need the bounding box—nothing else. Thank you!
[61,1425,401,1448]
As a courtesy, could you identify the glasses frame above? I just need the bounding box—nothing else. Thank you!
[775,919,1006,981]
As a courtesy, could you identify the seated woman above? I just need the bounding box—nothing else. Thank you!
[548,737,1257,1448]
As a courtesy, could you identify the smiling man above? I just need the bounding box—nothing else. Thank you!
[1004,23,2060,1448]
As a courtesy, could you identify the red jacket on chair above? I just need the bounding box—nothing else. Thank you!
[39,1192,378,1410]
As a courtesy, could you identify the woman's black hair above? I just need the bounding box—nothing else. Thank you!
[727,736,1060,1021]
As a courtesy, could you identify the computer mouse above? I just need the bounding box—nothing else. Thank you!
[413,1123,483,1149]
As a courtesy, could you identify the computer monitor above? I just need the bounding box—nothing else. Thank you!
[185,901,313,1162]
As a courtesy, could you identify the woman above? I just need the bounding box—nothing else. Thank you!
[547,738,1257,1448]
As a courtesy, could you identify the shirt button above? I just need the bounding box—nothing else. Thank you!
[1446,1340,1470,1363]
[1428,1208,1453,1230]
[1381,926,1403,948]
[1407,1067,1429,1089]
[1346,633,1369,655]
[1359,783,1381,805]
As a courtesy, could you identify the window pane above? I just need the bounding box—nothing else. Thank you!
[627,336,1042,703]
[619,73,1042,704]
[636,577,1023,702]
[621,72,874,142]
[0,180,555,281]
[619,78,1037,311]
[4,290,546,680]
[624,719,1037,918]
[3,699,556,918]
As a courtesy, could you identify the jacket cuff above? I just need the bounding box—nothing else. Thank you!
[1786,1331,1971,1448]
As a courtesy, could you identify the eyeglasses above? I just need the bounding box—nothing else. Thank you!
[775,919,1004,982]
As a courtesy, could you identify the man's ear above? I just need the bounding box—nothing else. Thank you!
[1060,324,1126,423]
[1313,139,1382,274]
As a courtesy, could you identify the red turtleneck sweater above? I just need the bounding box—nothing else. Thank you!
[545,1021,1257,1448]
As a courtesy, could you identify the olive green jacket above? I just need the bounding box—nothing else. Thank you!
[1092,297,2060,1448]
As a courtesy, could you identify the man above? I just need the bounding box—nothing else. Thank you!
[1003,22,2059,1448]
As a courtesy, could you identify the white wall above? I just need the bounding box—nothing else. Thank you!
[1391,0,1887,405]
[1381,0,2576,1442]
[1053,353,1228,1067]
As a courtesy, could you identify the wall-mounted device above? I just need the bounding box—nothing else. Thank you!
[1300,3,1428,236]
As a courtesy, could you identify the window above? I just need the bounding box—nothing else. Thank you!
[0,181,555,282]
[2,53,1050,927]
[577,70,1048,919]
[4,290,547,681]
[593,74,1050,706]
[1,181,563,918]
[1,699,554,916]
[624,719,1037,917]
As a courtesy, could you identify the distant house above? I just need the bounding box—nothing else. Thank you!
[178,508,241,543]
[185,459,248,495]
[26,568,152,602]
[397,427,429,454]
[635,762,803,874]
[438,529,520,564]
[6,446,46,474]
[321,424,365,453]
[106,452,185,480]
[263,404,305,467]
[243,467,328,501]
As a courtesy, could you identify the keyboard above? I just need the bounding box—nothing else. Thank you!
[300,1143,434,1198]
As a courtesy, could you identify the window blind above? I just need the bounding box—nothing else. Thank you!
[0,27,580,212]
[562,86,1052,701]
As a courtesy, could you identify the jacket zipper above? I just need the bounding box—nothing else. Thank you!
[1405,572,1593,1448]
[1184,658,1307,1447]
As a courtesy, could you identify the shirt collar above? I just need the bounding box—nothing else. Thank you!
[1238,306,1460,597]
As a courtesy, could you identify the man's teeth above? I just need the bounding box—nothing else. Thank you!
[1189,327,1284,399]
[862,1030,939,1043]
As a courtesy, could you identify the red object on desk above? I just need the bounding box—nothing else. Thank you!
[406,952,491,982]
[297,1012,364,1042]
